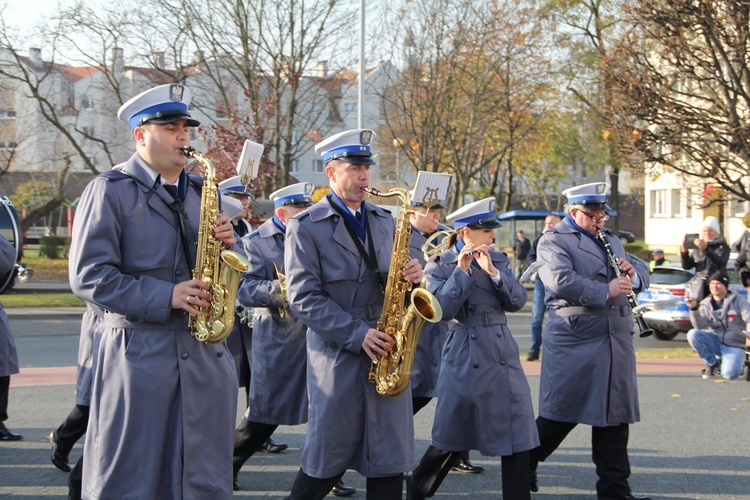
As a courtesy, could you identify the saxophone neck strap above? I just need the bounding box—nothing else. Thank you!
[329,197,385,295]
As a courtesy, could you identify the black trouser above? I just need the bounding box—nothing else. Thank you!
[530,416,631,499]
[287,469,402,500]
[68,455,83,500]
[54,404,90,457]
[411,445,529,499]
[0,375,9,421]
[233,417,277,473]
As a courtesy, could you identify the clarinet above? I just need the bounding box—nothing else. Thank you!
[596,229,654,338]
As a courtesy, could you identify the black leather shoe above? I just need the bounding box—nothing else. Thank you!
[529,470,538,492]
[451,456,484,474]
[624,494,651,500]
[404,472,425,500]
[526,351,540,361]
[259,437,288,453]
[50,435,72,472]
[0,422,22,441]
[232,472,240,491]
[329,479,356,497]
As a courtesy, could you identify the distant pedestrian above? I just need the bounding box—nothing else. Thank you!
[513,230,531,279]
[0,234,22,442]
[648,249,670,272]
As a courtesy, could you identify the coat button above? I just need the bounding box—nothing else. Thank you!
[497,332,502,337]
[217,351,223,358]
[329,342,338,349]
[470,334,477,340]
[451,289,460,297]
[500,360,506,366]
[359,278,365,284]
[473,364,479,369]
[181,352,189,360]
[582,298,589,304]
[176,270,183,277]
[126,314,139,322]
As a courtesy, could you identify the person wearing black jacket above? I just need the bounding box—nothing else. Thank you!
[680,216,729,300]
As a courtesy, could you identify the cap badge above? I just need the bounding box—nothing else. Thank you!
[169,84,185,102]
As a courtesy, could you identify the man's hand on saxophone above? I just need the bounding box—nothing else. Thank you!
[402,258,423,284]
[213,214,236,246]
[172,279,211,315]
[362,328,394,362]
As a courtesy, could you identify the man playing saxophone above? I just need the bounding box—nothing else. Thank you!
[232,182,355,497]
[69,84,239,499]
[283,129,423,499]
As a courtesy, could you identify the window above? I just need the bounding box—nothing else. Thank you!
[344,103,355,114]
[0,110,16,119]
[81,96,95,110]
[290,160,299,173]
[82,126,95,138]
[671,188,688,217]
[312,159,324,173]
[650,189,668,217]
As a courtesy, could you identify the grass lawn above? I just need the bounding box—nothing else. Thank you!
[21,254,69,279]
[2,293,84,308]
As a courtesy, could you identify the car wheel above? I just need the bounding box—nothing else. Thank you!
[652,329,679,341]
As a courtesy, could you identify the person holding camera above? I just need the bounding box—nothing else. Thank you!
[685,270,750,380]
[680,216,729,300]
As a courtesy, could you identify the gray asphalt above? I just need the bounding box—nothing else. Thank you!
[1,280,749,499]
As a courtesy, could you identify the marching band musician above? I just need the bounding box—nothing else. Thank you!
[0,233,22,442]
[220,176,289,457]
[283,129,423,500]
[405,197,537,500]
[530,182,650,500]
[69,84,239,499]
[408,195,483,475]
[232,182,355,497]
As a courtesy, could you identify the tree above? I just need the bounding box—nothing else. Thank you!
[620,0,750,204]
[377,0,557,212]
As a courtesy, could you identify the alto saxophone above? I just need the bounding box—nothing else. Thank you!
[362,186,443,397]
[182,146,251,344]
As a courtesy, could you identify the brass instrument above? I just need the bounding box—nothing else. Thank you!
[421,222,454,260]
[596,229,653,338]
[362,186,443,397]
[182,146,251,344]
[273,262,288,318]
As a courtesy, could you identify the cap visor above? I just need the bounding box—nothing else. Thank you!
[146,115,200,127]
[468,218,502,229]
[329,156,375,165]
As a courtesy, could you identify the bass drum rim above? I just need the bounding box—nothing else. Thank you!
[0,196,22,295]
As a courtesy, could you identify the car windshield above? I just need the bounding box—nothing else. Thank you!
[650,268,693,285]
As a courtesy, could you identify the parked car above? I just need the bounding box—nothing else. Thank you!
[618,230,636,244]
[636,259,748,341]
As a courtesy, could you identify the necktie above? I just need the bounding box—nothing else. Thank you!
[164,184,179,200]
[355,211,362,223]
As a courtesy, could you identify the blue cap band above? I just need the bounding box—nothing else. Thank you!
[453,211,494,229]
[129,102,190,129]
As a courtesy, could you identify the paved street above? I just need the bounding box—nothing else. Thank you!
[1,292,749,498]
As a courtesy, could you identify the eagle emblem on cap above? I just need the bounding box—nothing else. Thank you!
[169,84,185,102]
[360,130,373,144]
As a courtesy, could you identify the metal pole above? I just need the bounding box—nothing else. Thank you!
[358,0,365,129]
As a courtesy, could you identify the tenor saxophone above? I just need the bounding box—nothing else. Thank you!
[362,186,443,397]
[182,146,251,344]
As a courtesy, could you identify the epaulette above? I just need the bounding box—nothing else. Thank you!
[99,170,130,181]
[293,210,311,221]
[548,228,559,234]
[247,229,261,239]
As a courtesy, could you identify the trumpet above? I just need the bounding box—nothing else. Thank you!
[596,229,653,338]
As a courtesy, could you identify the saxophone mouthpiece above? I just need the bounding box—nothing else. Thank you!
[181,146,196,158]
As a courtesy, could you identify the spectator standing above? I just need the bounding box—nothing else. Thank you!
[648,249,670,272]
[680,216,729,300]
[513,230,531,279]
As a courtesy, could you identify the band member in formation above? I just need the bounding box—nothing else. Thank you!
[0,234,22,442]
[283,129,423,500]
[530,182,650,500]
[408,194,483,475]
[219,176,288,456]
[232,182,355,496]
[69,84,239,499]
[406,197,537,500]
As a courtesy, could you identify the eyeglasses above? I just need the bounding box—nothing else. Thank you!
[578,209,610,222]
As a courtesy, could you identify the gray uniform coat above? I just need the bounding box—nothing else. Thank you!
[425,245,538,456]
[408,229,448,398]
[70,152,238,500]
[284,196,414,478]
[238,218,308,425]
[74,303,105,407]
[0,235,18,379]
[536,218,647,427]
